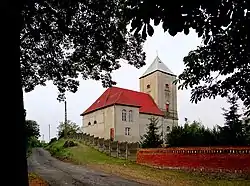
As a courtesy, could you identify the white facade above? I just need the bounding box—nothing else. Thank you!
[83,105,164,142]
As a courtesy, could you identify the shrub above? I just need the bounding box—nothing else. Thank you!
[48,137,57,145]
[63,140,78,148]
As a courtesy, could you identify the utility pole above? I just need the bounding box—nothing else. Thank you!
[48,124,50,141]
[65,100,67,124]
[64,100,68,138]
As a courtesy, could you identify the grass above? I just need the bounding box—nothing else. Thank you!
[46,139,250,186]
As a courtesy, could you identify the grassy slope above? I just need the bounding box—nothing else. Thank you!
[46,139,250,186]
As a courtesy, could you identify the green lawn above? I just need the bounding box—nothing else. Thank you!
[46,139,250,186]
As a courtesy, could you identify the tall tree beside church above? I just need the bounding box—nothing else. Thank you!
[125,0,250,116]
[220,95,249,145]
[140,117,163,148]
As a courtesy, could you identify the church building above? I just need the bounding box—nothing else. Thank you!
[80,56,178,142]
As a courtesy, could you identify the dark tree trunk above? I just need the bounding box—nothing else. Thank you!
[2,1,29,186]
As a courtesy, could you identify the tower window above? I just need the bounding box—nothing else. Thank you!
[88,122,91,125]
[94,120,97,124]
[147,84,150,89]
[166,103,169,112]
[165,84,169,89]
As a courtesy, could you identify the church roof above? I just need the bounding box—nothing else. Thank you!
[81,87,164,116]
[140,56,176,78]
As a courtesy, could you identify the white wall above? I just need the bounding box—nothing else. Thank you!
[114,105,140,142]
[139,113,163,137]
[82,106,115,139]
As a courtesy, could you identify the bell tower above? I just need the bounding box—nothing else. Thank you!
[139,56,178,133]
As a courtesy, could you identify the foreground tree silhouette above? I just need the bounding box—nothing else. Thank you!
[140,117,163,148]
[16,1,145,185]
[126,0,250,115]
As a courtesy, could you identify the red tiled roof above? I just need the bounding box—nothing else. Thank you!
[81,87,164,116]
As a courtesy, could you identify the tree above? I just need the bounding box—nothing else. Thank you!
[57,120,80,139]
[140,117,163,148]
[220,95,249,145]
[21,0,146,101]
[125,0,250,115]
[25,120,40,140]
[25,119,41,157]
[167,119,218,147]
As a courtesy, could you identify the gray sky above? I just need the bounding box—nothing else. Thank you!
[24,26,229,142]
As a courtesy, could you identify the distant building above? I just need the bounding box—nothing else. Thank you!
[80,56,178,142]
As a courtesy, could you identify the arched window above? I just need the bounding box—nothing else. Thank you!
[147,84,150,89]
[128,110,133,122]
[165,84,169,89]
[166,126,170,131]
[122,109,127,121]
[94,120,97,124]
[88,122,91,126]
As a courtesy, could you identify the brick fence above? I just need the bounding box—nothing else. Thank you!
[137,147,250,173]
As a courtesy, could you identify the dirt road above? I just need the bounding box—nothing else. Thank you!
[28,148,146,186]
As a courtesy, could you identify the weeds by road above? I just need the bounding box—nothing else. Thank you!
[46,139,250,186]
[28,173,49,186]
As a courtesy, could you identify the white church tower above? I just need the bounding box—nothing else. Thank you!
[139,56,178,135]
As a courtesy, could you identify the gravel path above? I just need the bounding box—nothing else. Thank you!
[28,148,146,186]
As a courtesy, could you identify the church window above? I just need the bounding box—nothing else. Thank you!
[94,120,97,124]
[122,109,127,121]
[166,126,170,131]
[125,127,131,135]
[88,122,91,125]
[147,84,150,89]
[128,110,133,122]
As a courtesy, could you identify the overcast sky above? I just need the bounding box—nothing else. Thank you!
[24,25,230,142]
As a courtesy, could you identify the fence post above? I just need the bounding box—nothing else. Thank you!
[125,142,128,160]
[109,140,111,156]
[116,142,119,158]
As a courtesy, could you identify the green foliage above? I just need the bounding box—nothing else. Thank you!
[25,119,41,156]
[25,120,40,140]
[140,117,163,148]
[57,120,80,139]
[21,0,145,101]
[125,0,250,115]
[46,139,71,159]
[167,96,250,147]
[48,137,58,145]
[219,95,250,145]
[167,120,218,147]
[63,140,78,148]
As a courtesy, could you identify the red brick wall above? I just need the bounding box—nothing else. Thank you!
[136,147,250,173]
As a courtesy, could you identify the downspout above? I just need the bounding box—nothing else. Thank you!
[114,105,116,141]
